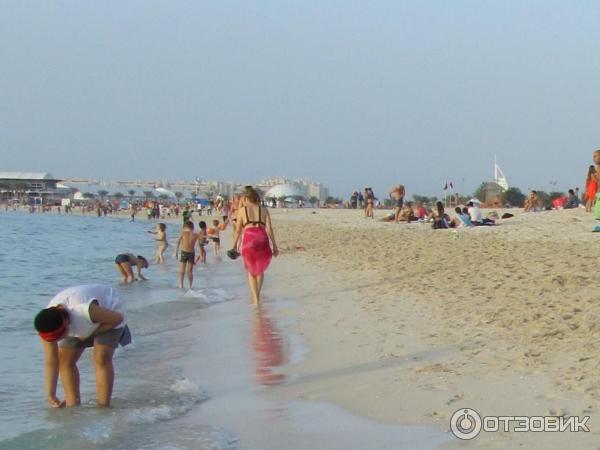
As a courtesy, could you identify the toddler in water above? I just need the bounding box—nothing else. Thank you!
[195,221,208,264]
[207,219,228,257]
[147,223,167,263]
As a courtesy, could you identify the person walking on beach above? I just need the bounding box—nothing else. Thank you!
[174,221,199,289]
[364,187,374,219]
[34,284,131,408]
[147,223,168,263]
[232,186,279,304]
[390,185,405,223]
[585,165,597,212]
[114,253,149,283]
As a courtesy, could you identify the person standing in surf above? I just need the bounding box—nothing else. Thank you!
[34,284,131,408]
[232,186,279,305]
[174,221,199,289]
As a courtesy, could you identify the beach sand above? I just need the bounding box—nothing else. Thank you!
[262,207,600,449]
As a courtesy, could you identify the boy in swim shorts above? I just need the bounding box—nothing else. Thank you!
[195,221,208,264]
[207,219,228,258]
[175,221,198,289]
[34,284,131,408]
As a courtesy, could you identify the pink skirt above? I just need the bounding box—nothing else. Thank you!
[241,227,273,277]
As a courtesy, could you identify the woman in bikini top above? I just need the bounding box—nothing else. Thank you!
[243,204,265,228]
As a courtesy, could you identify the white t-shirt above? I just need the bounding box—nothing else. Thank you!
[47,284,125,339]
[468,206,483,222]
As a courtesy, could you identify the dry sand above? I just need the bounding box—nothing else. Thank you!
[263,207,600,449]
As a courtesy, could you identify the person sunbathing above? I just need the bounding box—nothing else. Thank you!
[524,191,542,212]
[430,202,459,229]
[397,202,417,222]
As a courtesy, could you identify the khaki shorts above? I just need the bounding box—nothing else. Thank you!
[59,325,132,349]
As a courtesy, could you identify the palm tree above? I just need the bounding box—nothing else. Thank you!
[143,190,153,200]
[97,190,109,200]
[127,189,136,199]
[113,192,124,200]
[82,192,95,199]
[309,196,319,207]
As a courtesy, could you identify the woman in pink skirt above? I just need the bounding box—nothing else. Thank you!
[232,186,279,304]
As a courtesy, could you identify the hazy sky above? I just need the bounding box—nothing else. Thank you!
[2,1,599,196]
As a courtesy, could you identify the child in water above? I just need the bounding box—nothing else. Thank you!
[147,223,167,263]
[195,221,208,264]
[114,254,149,283]
[174,221,199,289]
[207,219,228,257]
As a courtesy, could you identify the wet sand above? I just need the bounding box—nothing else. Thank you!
[173,257,447,450]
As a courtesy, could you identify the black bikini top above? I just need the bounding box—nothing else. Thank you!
[244,206,265,227]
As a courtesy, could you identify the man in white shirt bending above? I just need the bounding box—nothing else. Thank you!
[34,284,131,408]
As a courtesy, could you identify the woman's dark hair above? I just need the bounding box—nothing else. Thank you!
[455,207,462,214]
[137,256,148,268]
[244,186,260,204]
[158,223,166,231]
[198,221,207,229]
[436,201,444,216]
[34,308,67,333]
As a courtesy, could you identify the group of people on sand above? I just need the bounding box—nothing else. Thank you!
[33,186,279,410]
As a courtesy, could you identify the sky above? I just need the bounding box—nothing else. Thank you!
[1,1,600,197]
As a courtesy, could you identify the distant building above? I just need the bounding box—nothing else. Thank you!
[0,172,71,204]
[258,176,329,203]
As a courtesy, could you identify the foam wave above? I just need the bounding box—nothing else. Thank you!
[183,288,234,305]
[126,378,206,426]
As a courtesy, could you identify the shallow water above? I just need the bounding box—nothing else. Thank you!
[0,211,447,450]
[0,212,237,450]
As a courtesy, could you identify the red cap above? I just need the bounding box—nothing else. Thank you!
[38,316,68,342]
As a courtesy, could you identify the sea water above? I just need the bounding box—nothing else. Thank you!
[0,212,237,450]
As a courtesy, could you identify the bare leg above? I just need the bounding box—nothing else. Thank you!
[58,347,85,407]
[186,262,194,289]
[115,264,128,283]
[122,262,134,283]
[178,262,185,289]
[93,344,116,407]
[257,273,264,297]
[247,273,260,305]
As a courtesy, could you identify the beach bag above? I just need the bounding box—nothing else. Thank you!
[595,193,600,219]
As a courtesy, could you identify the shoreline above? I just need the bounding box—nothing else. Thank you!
[8,206,600,448]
